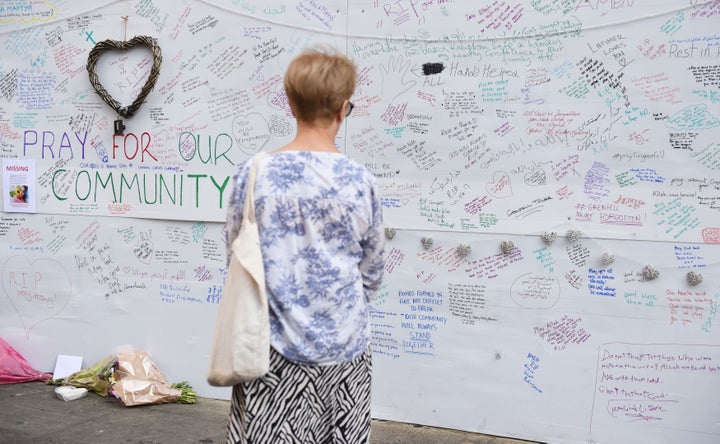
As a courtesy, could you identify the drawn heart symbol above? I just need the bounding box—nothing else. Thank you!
[1,256,72,339]
[485,171,513,198]
[269,115,293,137]
[267,88,290,112]
[232,113,271,154]
[132,234,154,264]
[86,35,162,118]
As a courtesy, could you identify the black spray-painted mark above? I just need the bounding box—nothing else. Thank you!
[422,62,445,75]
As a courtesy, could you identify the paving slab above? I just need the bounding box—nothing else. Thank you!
[0,382,541,444]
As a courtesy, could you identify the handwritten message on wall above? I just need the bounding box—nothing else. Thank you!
[1,1,719,443]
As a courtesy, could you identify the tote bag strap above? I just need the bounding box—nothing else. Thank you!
[242,152,267,223]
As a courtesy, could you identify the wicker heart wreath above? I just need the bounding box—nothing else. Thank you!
[86,35,162,118]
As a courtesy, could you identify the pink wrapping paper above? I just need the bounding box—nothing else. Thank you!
[0,338,52,384]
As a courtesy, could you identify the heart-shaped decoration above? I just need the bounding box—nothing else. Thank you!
[456,243,472,257]
[87,35,162,118]
[485,171,513,198]
[601,251,615,267]
[500,240,515,254]
[541,231,557,244]
[2,256,72,338]
[687,270,703,286]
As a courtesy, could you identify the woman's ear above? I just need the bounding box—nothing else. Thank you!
[338,100,350,122]
[333,101,345,123]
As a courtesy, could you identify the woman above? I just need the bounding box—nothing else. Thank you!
[12,185,27,203]
[224,47,385,443]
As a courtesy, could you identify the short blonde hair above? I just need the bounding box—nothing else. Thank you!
[284,46,356,123]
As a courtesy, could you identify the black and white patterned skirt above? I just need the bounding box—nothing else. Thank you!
[225,346,372,444]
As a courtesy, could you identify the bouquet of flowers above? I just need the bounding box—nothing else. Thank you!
[109,348,196,406]
[46,349,196,405]
[47,354,116,396]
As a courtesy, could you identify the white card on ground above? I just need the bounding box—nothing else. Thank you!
[53,355,83,379]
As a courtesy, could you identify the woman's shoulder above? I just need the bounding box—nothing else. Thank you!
[267,150,371,172]
[263,150,377,191]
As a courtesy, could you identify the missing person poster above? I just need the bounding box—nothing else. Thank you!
[3,159,36,213]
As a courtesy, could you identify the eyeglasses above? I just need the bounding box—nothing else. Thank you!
[345,101,354,117]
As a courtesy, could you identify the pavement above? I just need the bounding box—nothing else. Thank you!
[0,381,541,444]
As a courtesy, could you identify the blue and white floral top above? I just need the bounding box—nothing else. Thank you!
[225,151,385,366]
